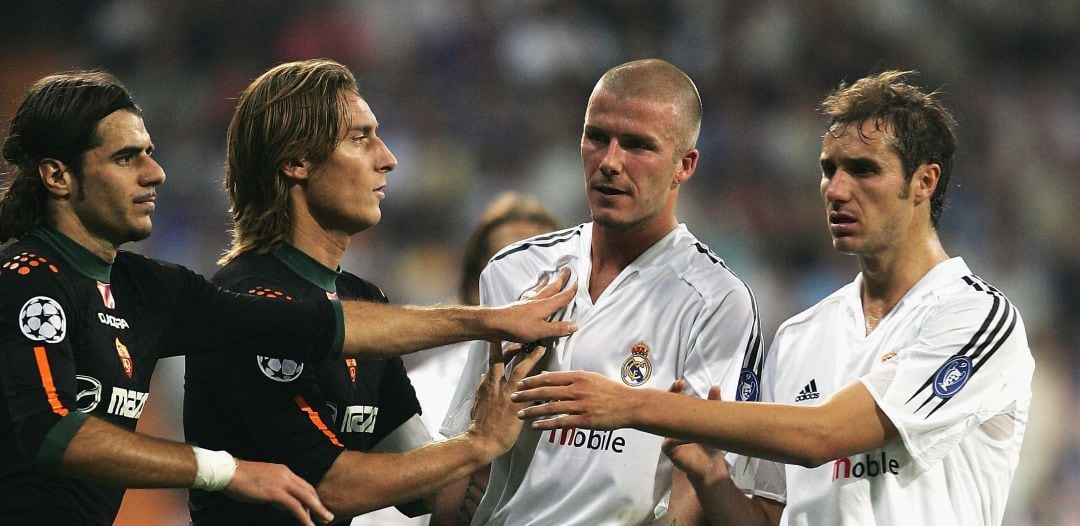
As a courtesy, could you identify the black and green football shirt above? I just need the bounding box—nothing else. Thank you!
[184,245,421,525]
[0,229,343,525]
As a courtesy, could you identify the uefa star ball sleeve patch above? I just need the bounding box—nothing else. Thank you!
[18,296,67,343]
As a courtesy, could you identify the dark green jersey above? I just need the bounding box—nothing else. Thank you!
[0,229,342,525]
[185,246,421,525]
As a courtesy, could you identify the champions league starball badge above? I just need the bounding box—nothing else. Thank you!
[621,341,653,386]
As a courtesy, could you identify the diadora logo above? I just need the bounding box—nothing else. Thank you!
[107,386,149,419]
[98,312,129,329]
[795,379,820,402]
[545,428,626,453]
[340,405,378,433]
[831,451,900,481]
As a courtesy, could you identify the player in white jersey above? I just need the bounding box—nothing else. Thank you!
[441,59,761,525]
[513,70,1034,526]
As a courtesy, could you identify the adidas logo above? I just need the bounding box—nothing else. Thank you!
[795,379,820,402]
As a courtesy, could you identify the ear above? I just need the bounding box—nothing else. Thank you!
[911,163,940,206]
[672,148,699,188]
[281,158,311,182]
[38,158,74,198]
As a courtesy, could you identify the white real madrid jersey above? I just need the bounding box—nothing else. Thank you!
[443,223,761,526]
[732,258,1034,526]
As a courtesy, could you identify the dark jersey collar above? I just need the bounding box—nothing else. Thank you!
[30,227,112,282]
[272,244,340,293]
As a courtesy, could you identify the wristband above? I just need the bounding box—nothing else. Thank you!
[191,447,238,491]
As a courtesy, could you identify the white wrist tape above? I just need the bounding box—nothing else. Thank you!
[191,447,237,492]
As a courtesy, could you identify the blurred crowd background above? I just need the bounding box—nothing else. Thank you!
[2,1,1077,524]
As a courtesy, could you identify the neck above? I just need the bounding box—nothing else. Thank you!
[50,211,119,262]
[858,232,949,321]
[589,217,676,300]
[289,222,348,270]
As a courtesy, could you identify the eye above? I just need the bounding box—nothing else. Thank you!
[820,160,836,178]
[583,129,607,144]
[116,154,134,167]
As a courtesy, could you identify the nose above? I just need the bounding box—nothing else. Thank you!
[141,155,166,187]
[821,171,851,204]
[598,141,624,177]
[376,138,397,173]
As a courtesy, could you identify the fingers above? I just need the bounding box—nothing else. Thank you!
[517,399,577,421]
[707,384,722,401]
[515,370,574,390]
[509,346,546,383]
[501,343,524,362]
[532,267,571,299]
[668,379,686,394]
[290,477,333,525]
[526,412,578,431]
[487,341,505,365]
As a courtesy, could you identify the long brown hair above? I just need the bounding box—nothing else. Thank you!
[221,59,358,264]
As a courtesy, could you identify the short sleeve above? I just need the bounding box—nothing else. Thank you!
[0,256,85,465]
[147,262,342,362]
[729,336,787,501]
[440,262,520,437]
[859,292,1033,482]
[681,283,761,402]
[371,357,422,446]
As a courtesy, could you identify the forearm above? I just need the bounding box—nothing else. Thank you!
[59,416,196,488]
[317,432,494,517]
[341,302,490,359]
[631,385,889,467]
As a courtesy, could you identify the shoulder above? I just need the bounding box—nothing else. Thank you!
[665,231,755,304]
[775,285,851,338]
[337,271,388,303]
[489,224,585,267]
[0,238,77,316]
[0,237,68,284]
[211,252,298,299]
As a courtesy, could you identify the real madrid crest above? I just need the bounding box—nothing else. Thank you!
[621,340,652,386]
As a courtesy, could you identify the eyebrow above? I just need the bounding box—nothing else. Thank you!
[109,144,152,159]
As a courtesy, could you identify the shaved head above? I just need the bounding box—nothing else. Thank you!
[591,59,702,153]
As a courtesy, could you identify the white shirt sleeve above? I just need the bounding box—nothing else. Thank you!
[729,336,787,503]
[439,262,520,437]
[680,284,759,402]
[859,292,1033,483]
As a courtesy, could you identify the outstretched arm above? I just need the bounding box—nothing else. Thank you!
[314,345,547,517]
[339,270,577,359]
[59,416,332,525]
[513,371,897,468]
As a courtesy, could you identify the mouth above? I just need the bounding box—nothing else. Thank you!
[828,211,856,235]
[374,184,386,198]
[591,185,628,197]
[133,194,156,211]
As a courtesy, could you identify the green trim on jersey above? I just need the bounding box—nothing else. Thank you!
[35,412,89,470]
[330,300,345,359]
[32,227,112,282]
[273,244,340,293]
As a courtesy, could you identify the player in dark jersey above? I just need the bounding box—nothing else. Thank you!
[185,59,550,525]
[0,72,573,525]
